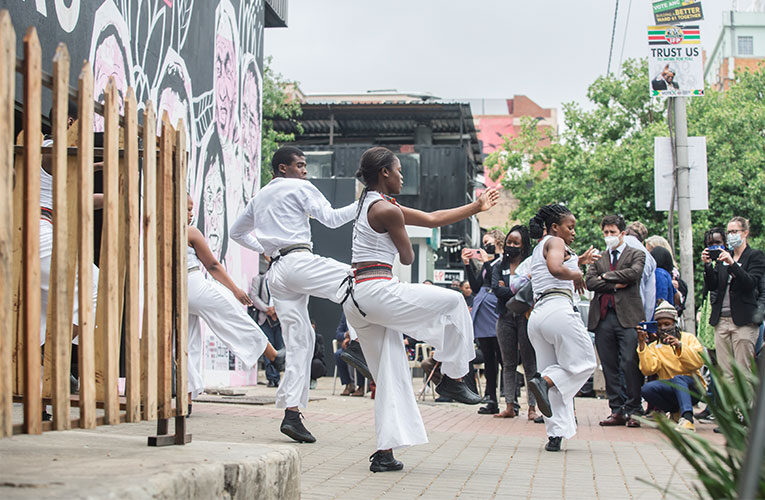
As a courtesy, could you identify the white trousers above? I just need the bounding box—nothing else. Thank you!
[267,251,351,409]
[528,296,596,440]
[343,277,475,450]
[40,220,99,346]
[187,270,269,398]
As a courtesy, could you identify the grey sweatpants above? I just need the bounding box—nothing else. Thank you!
[496,311,537,408]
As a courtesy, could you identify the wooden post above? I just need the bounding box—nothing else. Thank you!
[77,62,96,429]
[156,115,173,420]
[22,27,42,435]
[141,103,158,421]
[123,88,140,422]
[0,11,15,438]
[50,44,73,430]
[100,79,120,425]
[173,121,188,419]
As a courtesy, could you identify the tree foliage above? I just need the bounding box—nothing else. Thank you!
[486,58,765,301]
[260,57,303,186]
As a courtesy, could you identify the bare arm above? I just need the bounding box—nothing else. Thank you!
[399,187,499,228]
[545,237,585,292]
[189,226,253,306]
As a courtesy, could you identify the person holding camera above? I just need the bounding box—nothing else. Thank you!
[702,216,765,380]
[638,301,705,432]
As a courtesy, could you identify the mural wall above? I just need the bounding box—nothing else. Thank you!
[10,0,265,386]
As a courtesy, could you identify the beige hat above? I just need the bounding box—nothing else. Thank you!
[654,300,677,321]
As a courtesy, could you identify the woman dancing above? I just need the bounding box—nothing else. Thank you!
[342,147,499,472]
[525,204,597,452]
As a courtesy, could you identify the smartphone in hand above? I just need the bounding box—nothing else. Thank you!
[638,321,658,334]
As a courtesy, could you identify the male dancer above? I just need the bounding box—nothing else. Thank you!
[230,146,362,443]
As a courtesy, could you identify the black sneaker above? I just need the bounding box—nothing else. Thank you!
[274,348,286,372]
[545,436,562,452]
[187,403,192,417]
[695,406,714,423]
[534,415,545,424]
[435,376,482,405]
[369,450,404,472]
[340,340,373,381]
[434,396,454,403]
[280,410,316,443]
[477,401,499,415]
[528,374,552,418]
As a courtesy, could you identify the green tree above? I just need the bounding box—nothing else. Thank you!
[260,57,303,186]
[486,58,765,302]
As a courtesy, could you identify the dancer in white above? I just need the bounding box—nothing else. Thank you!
[186,196,281,413]
[341,147,499,472]
[525,204,598,452]
[230,146,362,443]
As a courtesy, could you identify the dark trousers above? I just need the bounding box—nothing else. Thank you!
[496,311,537,408]
[477,336,502,402]
[641,375,701,415]
[250,308,283,384]
[334,348,365,386]
[594,309,644,415]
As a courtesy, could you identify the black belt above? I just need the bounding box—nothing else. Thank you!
[41,207,53,222]
[269,244,312,268]
[339,264,394,317]
[536,288,573,303]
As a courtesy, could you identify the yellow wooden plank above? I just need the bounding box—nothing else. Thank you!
[22,27,42,435]
[173,120,188,417]
[140,102,157,421]
[76,62,95,429]
[0,10,16,438]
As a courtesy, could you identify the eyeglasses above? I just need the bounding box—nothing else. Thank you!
[727,229,743,235]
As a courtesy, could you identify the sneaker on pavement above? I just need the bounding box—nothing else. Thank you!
[340,340,373,380]
[545,436,562,452]
[435,376,482,405]
[280,409,316,443]
[528,374,552,418]
[675,417,696,432]
[369,450,404,472]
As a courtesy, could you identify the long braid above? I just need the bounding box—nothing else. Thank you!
[529,204,572,239]
[352,187,369,241]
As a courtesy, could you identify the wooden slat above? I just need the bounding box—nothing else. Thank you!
[49,44,73,430]
[173,121,188,417]
[0,11,15,438]
[22,27,42,435]
[140,103,157,421]
[99,78,120,425]
[123,88,140,422]
[156,115,174,420]
[11,132,24,396]
[77,62,96,429]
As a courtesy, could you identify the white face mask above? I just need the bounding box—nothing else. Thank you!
[727,232,743,249]
[604,235,620,250]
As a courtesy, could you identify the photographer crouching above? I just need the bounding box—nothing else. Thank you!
[638,301,706,432]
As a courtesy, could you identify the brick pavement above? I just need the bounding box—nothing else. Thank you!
[185,375,719,500]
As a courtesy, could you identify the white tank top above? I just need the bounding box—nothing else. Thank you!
[530,235,579,298]
[351,190,399,266]
[40,139,54,210]
[187,244,201,270]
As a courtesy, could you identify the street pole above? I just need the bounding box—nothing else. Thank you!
[672,96,695,333]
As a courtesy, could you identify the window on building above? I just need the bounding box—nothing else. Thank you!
[304,151,333,178]
[738,36,754,56]
[396,153,420,195]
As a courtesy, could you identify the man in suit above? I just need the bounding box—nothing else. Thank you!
[703,216,765,380]
[585,215,646,427]
[249,255,284,387]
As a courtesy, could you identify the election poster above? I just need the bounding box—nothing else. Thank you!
[648,25,704,97]
[653,0,704,25]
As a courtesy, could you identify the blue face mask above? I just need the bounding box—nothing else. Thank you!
[727,232,743,249]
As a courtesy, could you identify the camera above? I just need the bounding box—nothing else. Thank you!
[638,321,658,334]
[706,245,726,261]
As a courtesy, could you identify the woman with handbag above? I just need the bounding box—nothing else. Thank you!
[491,225,538,420]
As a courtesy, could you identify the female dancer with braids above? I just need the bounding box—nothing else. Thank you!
[342,146,499,472]
[525,204,598,452]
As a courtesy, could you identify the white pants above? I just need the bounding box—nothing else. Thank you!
[267,251,351,409]
[343,277,475,450]
[40,219,99,345]
[528,296,596,440]
[187,270,269,398]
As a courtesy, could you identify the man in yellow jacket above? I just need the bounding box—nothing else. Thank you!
[638,300,706,431]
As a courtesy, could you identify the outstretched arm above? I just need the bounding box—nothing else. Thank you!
[303,182,359,228]
[399,187,499,228]
[189,226,253,306]
[230,201,265,253]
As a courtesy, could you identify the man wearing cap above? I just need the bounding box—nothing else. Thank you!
[638,300,706,432]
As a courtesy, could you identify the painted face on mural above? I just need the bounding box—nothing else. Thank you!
[93,34,128,131]
[202,157,226,259]
[241,62,261,198]
[214,26,237,144]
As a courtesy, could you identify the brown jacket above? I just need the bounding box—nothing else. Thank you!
[585,245,646,330]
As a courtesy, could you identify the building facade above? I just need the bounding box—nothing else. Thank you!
[705,10,765,91]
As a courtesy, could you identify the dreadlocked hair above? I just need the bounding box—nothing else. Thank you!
[353,147,398,227]
[529,204,572,239]
[704,226,725,247]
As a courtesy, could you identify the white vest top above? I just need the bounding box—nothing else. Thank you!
[40,138,54,210]
[187,244,201,270]
[351,190,399,266]
[530,235,579,298]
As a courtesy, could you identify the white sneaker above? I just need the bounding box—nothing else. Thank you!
[675,417,696,432]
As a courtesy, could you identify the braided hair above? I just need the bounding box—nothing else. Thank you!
[353,147,398,226]
[703,226,725,247]
[528,204,572,239]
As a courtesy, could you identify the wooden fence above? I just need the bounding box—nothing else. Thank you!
[0,11,190,446]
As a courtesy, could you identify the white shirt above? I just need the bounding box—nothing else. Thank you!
[530,235,579,298]
[230,177,358,257]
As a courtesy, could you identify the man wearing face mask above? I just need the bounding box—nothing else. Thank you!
[585,215,646,427]
[702,216,765,381]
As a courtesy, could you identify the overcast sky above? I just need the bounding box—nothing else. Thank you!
[265,0,733,114]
